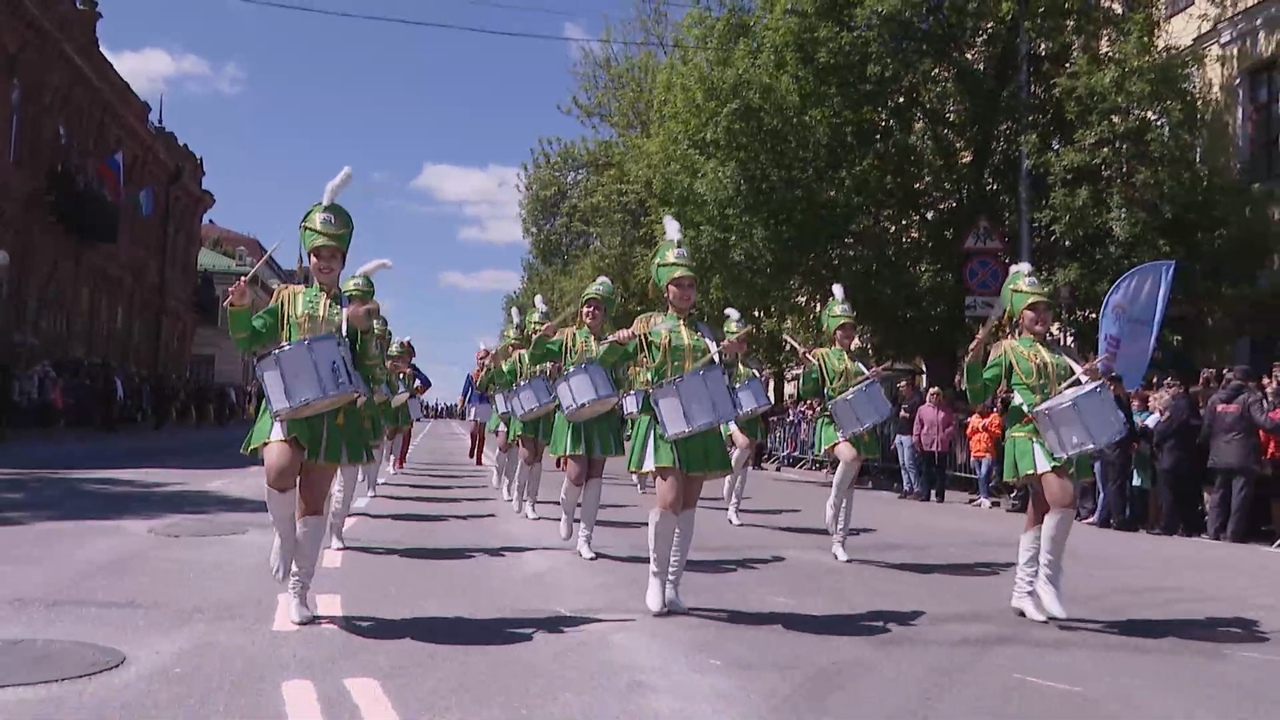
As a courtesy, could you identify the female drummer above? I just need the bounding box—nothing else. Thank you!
[600,216,746,615]
[225,166,378,625]
[458,351,491,466]
[796,284,881,563]
[330,261,393,547]
[493,296,558,519]
[384,340,416,476]
[964,263,1099,623]
[531,276,625,560]
[719,307,766,527]
[480,310,525,500]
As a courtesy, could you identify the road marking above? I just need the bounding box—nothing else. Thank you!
[1013,674,1081,691]
[1227,651,1280,661]
[316,593,343,626]
[343,677,401,720]
[273,594,299,632]
[322,549,342,569]
[281,679,324,720]
[353,497,371,510]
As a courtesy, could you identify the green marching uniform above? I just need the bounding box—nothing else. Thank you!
[228,165,365,626]
[527,277,625,459]
[494,300,557,446]
[370,317,394,443]
[720,307,765,445]
[962,262,1079,624]
[384,342,415,436]
[481,309,522,445]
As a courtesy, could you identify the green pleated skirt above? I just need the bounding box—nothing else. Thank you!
[722,415,766,443]
[383,400,412,435]
[242,400,374,465]
[812,415,880,459]
[625,412,732,476]
[509,412,555,444]
[549,408,625,458]
[1003,434,1092,485]
[486,411,516,443]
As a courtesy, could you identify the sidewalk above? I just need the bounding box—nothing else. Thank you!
[0,421,251,449]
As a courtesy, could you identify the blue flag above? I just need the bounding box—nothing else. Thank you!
[1098,261,1176,391]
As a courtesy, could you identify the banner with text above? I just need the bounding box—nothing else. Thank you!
[1098,260,1176,391]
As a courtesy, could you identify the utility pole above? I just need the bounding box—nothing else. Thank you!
[1017,0,1032,264]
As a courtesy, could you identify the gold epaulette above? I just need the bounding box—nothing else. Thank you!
[631,311,665,334]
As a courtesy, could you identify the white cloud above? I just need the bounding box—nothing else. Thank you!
[438,269,521,293]
[409,163,524,245]
[102,46,245,97]
[564,22,600,60]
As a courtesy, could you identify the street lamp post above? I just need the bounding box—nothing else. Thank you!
[1017,0,1032,265]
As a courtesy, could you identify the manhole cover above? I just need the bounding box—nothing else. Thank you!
[148,519,249,537]
[0,639,126,688]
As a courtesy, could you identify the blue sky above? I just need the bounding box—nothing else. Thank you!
[97,0,624,401]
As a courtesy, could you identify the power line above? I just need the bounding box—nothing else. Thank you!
[238,0,706,48]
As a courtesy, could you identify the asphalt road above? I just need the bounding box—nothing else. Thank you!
[1,419,1278,719]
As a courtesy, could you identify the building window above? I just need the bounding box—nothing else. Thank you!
[1164,0,1194,18]
[8,79,18,163]
[1246,62,1280,183]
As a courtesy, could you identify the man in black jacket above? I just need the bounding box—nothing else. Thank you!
[1150,376,1202,536]
[1097,373,1139,531]
[1198,366,1280,542]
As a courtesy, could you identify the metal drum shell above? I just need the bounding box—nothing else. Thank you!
[650,363,738,441]
[509,376,557,422]
[555,362,620,424]
[732,375,772,421]
[827,379,893,438]
[1031,379,1129,459]
[621,389,646,420]
[254,333,366,421]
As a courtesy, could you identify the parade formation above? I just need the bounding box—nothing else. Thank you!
[223,168,1122,627]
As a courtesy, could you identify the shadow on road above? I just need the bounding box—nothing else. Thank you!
[755,524,875,537]
[1057,616,1271,644]
[0,473,264,526]
[352,511,495,523]
[737,508,802,516]
[852,559,1013,577]
[351,544,544,561]
[690,608,925,637]
[595,519,647,530]
[1,425,257,472]
[338,613,632,646]
[597,552,785,574]
[374,495,492,504]
[380,482,475,491]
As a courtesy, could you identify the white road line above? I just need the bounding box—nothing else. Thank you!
[281,679,324,720]
[273,594,299,633]
[1227,651,1280,661]
[322,549,342,569]
[352,497,371,510]
[316,593,343,626]
[343,678,401,720]
[1013,674,1082,691]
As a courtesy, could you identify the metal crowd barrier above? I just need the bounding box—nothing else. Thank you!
[763,414,981,487]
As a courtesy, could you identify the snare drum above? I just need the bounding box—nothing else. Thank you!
[255,333,368,421]
[466,402,493,424]
[493,389,513,418]
[620,389,646,420]
[373,381,391,403]
[650,363,738,441]
[390,377,412,407]
[732,375,771,421]
[555,361,620,423]
[828,378,892,438]
[1031,379,1128,459]
[509,376,557,422]
[407,396,424,422]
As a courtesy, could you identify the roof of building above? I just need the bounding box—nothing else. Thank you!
[197,247,250,275]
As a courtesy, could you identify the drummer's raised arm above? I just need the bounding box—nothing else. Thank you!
[796,353,824,400]
[525,329,565,366]
[963,340,1007,408]
[227,284,290,353]
[596,329,639,369]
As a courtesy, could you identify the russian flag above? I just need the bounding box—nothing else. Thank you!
[97,150,124,202]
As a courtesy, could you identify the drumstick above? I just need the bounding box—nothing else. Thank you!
[1053,353,1112,395]
[782,333,817,365]
[691,327,753,369]
[222,242,281,307]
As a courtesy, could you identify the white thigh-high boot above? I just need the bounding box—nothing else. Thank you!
[524,462,543,520]
[491,444,509,489]
[577,477,603,560]
[727,446,751,526]
[329,467,359,550]
[1035,509,1074,620]
[831,484,855,562]
[500,447,519,501]
[825,458,860,534]
[289,515,327,625]
[646,509,677,615]
[559,479,583,541]
[1011,527,1049,622]
[385,436,398,475]
[362,443,382,492]
[666,509,697,613]
[512,461,530,514]
[265,487,298,584]
[634,472,648,494]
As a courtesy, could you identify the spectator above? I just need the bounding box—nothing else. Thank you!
[1097,373,1139,532]
[912,386,956,503]
[965,400,1002,509]
[1149,377,1202,536]
[893,379,924,499]
[1198,365,1280,542]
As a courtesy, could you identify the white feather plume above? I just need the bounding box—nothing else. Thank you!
[534,294,548,312]
[510,307,522,326]
[662,215,682,245]
[1009,262,1034,276]
[595,275,612,286]
[322,166,353,207]
[479,340,489,350]
[831,283,846,301]
[724,307,741,321]
[353,258,392,278]
[402,336,412,345]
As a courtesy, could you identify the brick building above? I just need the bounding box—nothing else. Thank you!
[0,0,215,375]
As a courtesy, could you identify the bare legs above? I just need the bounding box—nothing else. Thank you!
[262,440,336,625]
[515,436,546,518]
[560,456,607,559]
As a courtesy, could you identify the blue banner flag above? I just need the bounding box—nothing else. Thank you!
[1097,261,1176,391]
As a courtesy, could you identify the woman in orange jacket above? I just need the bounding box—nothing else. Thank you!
[966,402,1003,509]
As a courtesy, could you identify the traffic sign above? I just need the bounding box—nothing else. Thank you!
[965,296,999,318]
[962,255,1006,296]
[962,219,1007,252]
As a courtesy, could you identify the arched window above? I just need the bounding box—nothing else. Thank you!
[8,79,19,163]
